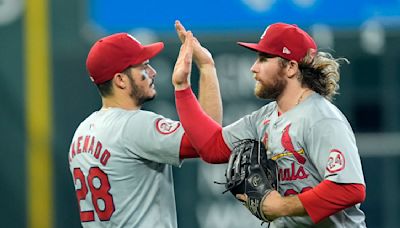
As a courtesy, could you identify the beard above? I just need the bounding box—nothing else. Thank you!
[254,70,287,100]
[134,91,156,106]
[128,74,156,106]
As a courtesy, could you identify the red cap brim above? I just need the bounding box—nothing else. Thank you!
[133,42,165,65]
[237,42,265,53]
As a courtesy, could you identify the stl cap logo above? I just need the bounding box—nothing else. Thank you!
[126,34,141,44]
[282,47,291,54]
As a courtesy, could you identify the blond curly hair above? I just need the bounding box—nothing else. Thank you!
[298,51,349,101]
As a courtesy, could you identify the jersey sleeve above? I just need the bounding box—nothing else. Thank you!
[306,119,365,184]
[222,109,262,150]
[122,111,184,167]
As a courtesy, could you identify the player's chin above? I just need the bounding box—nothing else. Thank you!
[148,90,157,100]
[254,83,267,98]
[147,95,156,102]
[255,83,276,100]
[150,88,157,97]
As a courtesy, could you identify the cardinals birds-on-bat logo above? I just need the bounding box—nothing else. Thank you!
[281,124,306,164]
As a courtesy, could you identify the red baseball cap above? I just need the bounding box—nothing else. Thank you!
[237,23,317,62]
[86,33,164,84]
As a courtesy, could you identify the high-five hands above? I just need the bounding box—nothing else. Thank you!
[172,30,193,90]
[175,20,214,67]
[174,20,222,124]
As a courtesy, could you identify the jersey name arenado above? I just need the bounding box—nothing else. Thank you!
[222,93,366,227]
[69,108,183,228]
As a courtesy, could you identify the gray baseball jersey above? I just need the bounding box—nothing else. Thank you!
[68,108,184,228]
[222,93,366,227]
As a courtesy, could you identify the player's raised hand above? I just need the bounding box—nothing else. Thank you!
[172,31,194,90]
[175,20,214,67]
[175,20,187,44]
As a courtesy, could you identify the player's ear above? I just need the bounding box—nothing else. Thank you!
[286,60,299,79]
[113,73,127,89]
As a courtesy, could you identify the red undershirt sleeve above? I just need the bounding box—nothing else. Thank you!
[198,130,231,163]
[298,180,366,224]
[179,133,199,159]
[175,87,231,163]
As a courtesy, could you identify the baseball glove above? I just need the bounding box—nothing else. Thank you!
[225,139,277,222]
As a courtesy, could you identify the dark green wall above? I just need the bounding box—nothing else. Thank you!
[0,14,26,228]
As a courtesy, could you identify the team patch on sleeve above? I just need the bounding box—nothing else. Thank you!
[155,118,181,135]
[326,149,346,173]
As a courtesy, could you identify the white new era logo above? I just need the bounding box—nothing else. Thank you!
[282,47,291,54]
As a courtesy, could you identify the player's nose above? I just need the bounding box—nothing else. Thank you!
[147,65,157,78]
[250,61,259,74]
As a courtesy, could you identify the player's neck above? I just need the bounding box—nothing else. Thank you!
[101,95,141,111]
[277,85,313,114]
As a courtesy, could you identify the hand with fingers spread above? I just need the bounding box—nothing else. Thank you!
[175,20,214,67]
[172,31,194,90]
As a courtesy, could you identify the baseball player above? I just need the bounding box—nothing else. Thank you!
[68,22,222,227]
[173,23,366,227]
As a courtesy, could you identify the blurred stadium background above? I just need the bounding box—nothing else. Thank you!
[1,0,399,227]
